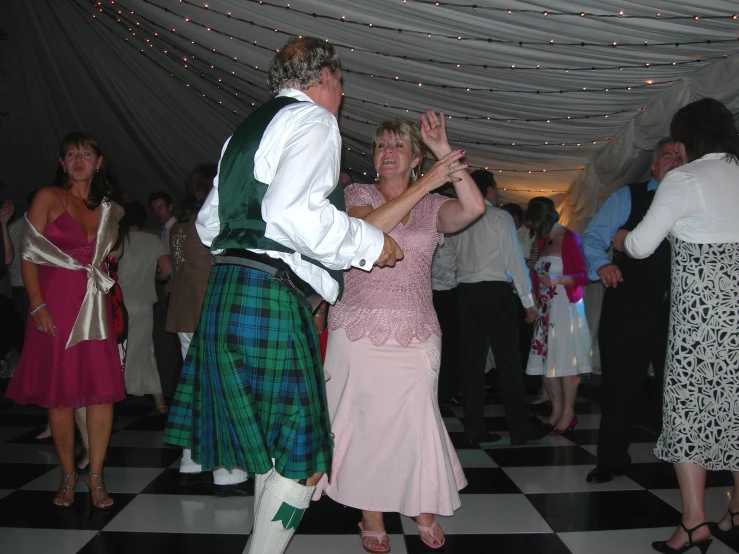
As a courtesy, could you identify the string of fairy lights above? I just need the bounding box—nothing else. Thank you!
[342,68,680,95]
[110,0,733,93]
[111,0,729,96]
[81,0,737,185]
[100,1,662,125]
[400,0,737,21]
[173,0,739,46]
[168,0,739,68]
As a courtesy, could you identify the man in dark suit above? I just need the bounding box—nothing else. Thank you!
[581,138,681,483]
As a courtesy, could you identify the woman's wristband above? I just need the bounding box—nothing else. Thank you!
[314,309,327,316]
[30,302,46,316]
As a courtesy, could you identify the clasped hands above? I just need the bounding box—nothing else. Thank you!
[375,233,404,268]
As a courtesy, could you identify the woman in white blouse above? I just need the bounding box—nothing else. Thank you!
[623,98,739,554]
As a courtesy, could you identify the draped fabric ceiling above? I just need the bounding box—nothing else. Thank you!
[1,0,739,230]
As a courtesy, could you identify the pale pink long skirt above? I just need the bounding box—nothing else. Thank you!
[313,328,467,516]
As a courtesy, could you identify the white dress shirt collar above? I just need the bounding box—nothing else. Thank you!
[277,88,315,103]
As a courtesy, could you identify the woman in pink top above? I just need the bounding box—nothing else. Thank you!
[315,111,485,552]
[524,197,592,434]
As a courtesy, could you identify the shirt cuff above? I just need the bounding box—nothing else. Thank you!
[350,222,384,272]
[588,260,608,281]
[520,293,535,309]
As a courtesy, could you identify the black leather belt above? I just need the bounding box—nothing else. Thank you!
[213,249,323,313]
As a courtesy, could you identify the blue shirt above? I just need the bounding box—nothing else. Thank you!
[581,177,659,281]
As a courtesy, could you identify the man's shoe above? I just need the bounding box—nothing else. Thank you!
[464,431,502,448]
[177,472,213,487]
[586,465,625,484]
[510,423,551,445]
[213,480,253,497]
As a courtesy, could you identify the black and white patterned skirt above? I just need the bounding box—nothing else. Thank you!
[655,237,739,470]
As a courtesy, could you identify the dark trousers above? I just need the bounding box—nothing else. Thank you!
[458,281,532,442]
[153,283,182,398]
[433,288,460,405]
[596,288,669,470]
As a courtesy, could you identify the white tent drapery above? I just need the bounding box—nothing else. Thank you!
[2,0,738,211]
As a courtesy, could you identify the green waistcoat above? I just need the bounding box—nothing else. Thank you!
[211,96,345,294]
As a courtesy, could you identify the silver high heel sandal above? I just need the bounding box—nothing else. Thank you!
[85,471,114,510]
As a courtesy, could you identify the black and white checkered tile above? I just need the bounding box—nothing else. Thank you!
[0,390,737,554]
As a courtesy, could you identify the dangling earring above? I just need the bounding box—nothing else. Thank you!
[95,168,99,173]
[411,168,417,183]
[376,172,380,181]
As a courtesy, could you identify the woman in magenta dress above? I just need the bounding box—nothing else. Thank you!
[315,111,485,552]
[6,132,125,509]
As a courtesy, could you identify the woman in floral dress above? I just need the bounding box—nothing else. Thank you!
[525,197,592,434]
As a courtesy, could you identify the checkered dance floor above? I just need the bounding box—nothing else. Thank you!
[1,389,737,554]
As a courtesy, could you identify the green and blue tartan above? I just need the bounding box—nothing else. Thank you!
[163,265,332,479]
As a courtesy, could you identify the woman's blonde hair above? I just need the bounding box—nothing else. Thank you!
[371,119,425,165]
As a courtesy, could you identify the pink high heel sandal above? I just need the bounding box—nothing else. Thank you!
[358,522,391,553]
[549,416,579,435]
[416,517,446,549]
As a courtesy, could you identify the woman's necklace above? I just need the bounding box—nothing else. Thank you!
[377,186,396,203]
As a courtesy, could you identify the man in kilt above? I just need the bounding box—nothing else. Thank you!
[163,37,402,554]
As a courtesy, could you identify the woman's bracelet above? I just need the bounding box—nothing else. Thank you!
[314,309,327,316]
[30,302,46,316]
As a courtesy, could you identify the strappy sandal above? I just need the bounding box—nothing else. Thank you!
[415,517,446,549]
[652,522,712,554]
[358,522,390,553]
[84,471,114,510]
[52,470,77,509]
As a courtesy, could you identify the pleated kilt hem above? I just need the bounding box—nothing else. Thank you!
[164,265,332,480]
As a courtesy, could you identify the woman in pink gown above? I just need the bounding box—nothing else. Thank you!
[6,132,125,509]
[315,111,485,552]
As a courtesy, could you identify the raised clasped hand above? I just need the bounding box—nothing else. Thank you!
[419,109,449,157]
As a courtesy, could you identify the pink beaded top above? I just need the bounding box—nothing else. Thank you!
[329,183,451,346]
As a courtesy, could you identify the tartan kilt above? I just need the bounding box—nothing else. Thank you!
[163,264,332,479]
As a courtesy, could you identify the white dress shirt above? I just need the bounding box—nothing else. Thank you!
[431,240,457,291]
[625,153,739,258]
[450,201,534,308]
[196,88,384,303]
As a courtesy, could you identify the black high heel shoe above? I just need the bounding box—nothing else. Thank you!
[708,508,739,539]
[652,522,712,554]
